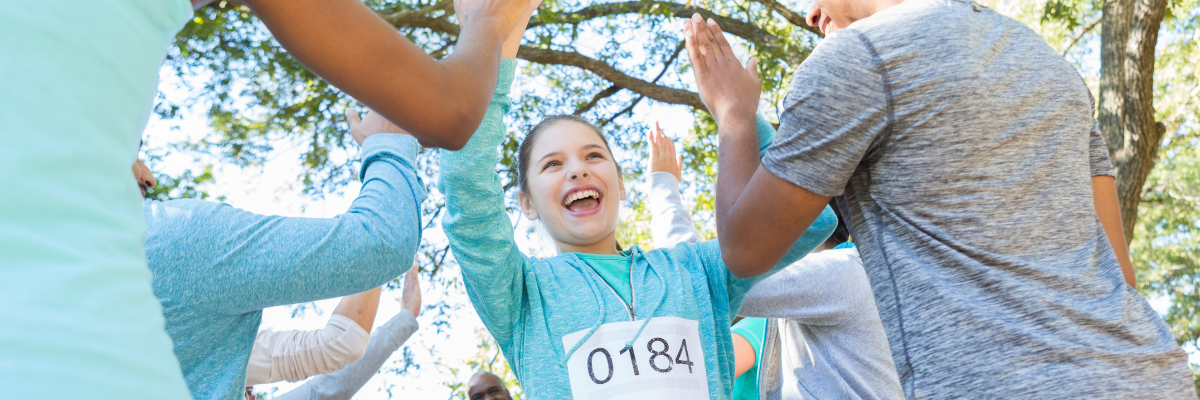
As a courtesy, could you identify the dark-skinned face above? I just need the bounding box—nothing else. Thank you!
[467,373,512,400]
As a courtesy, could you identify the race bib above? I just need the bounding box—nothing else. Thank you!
[561,316,709,400]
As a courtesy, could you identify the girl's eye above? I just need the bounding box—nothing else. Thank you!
[587,152,605,160]
[542,160,561,171]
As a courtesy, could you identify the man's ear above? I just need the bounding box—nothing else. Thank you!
[517,192,540,220]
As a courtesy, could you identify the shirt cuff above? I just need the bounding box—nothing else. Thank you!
[358,133,421,180]
[496,59,518,98]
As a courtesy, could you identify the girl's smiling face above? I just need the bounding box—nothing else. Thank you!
[518,120,626,254]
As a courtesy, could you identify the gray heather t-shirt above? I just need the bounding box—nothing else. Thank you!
[760,0,1196,398]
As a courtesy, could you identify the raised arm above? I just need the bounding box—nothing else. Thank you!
[144,126,426,315]
[230,0,534,149]
[687,17,864,278]
[646,122,702,247]
[647,117,777,248]
[265,266,424,400]
[438,59,529,345]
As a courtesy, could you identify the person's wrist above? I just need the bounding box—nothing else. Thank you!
[712,103,756,127]
[460,15,512,45]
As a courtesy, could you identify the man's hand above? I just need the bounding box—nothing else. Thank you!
[454,0,533,38]
[684,14,760,125]
[647,122,683,182]
[397,260,422,318]
[345,106,411,146]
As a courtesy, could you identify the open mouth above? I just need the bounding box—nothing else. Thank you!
[562,187,603,216]
[819,15,832,35]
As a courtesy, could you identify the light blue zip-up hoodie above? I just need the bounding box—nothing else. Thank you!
[144,133,426,400]
[439,60,837,399]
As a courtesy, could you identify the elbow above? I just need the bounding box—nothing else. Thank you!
[421,107,482,151]
[721,241,775,279]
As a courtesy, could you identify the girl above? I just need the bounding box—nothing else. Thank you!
[439,61,837,399]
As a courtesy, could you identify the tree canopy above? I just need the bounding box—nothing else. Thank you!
[151,0,1200,395]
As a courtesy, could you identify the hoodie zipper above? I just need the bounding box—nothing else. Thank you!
[591,254,636,321]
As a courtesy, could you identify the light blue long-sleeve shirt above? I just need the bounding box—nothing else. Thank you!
[144,133,427,400]
[438,59,837,399]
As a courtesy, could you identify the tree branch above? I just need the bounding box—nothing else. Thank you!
[1061,14,1102,56]
[526,1,803,63]
[380,5,708,112]
[577,41,686,117]
[517,45,707,112]
[575,85,623,115]
[746,0,823,36]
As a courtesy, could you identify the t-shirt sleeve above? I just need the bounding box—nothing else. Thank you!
[1088,121,1115,177]
[729,317,768,359]
[761,29,891,197]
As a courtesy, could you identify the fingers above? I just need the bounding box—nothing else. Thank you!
[706,18,732,59]
[676,154,684,171]
[344,107,362,129]
[746,57,760,84]
[684,19,704,76]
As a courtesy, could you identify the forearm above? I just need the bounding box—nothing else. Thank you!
[148,135,425,314]
[438,61,527,342]
[647,172,702,247]
[1092,176,1136,287]
[715,113,762,240]
[244,0,507,149]
[270,312,420,400]
[245,315,371,385]
[333,287,382,334]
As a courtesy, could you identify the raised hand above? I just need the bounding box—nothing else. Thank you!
[501,0,544,58]
[647,122,683,182]
[345,106,411,146]
[396,260,422,318]
[454,0,534,38]
[683,13,760,125]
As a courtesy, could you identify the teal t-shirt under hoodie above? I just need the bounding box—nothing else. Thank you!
[574,251,633,305]
[439,60,838,399]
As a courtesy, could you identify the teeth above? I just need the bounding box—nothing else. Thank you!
[564,190,600,206]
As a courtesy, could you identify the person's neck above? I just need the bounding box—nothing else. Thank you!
[870,0,907,16]
[555,231,623,256]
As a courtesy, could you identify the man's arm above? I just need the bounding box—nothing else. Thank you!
[685,16,831,277]
[229,0,534,150]
[1092,176,1136,287]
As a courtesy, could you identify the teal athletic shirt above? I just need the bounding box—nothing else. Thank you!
[730,317,768,400]
[438,59,838,399]
[574,251,633,304]
[0,0,193,398]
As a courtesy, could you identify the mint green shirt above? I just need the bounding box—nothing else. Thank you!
[730,317,768,400]
[573,251,633,305]
[0,1,193,398]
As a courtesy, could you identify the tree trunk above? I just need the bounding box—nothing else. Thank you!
[1097,0,1169,244]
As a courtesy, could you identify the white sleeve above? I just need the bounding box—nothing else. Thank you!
[267,311,420,400]
[738,248,873,326]
[245,313,370,386]
[647,172,702,248]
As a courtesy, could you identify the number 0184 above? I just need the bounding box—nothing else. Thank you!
[586,337,695,384]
